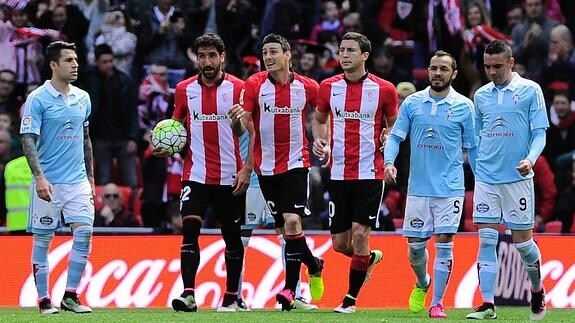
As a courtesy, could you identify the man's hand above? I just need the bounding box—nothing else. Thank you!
[384,164,397,184]
[151,145,171,158]
[100,205,115,225]
[36,175,54,202]
[232,166,250,196]
[312,138,330,164]
[228,104,245,123]
[516,159,533,176]
[379,127,388,151]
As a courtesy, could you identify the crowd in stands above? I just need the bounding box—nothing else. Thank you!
[0,0,574,234]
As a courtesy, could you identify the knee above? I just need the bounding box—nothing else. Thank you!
[352,228,369,245]
[182,217,202,243]
[331,237,349,255]
[478,228,499,248]
[222,229,244,256]
[33,233,55,247]
[284,214,300,230]
[73,225,93,242]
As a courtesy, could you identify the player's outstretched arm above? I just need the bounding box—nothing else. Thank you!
[83,126,95,194]
[22,133,53,201]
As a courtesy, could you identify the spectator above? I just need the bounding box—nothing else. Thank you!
[511,0,559,83]
[0,70,21,121]
[543,24,575,92]
[532,155,557,231]
[239,55,260,80]
[85,44,139,189]
[0,111,22,155]
[136,0,190,88]
[94,8,138,75]
[35,2,90,79]
[504,4,525,36]
[3,155,32,232]
[342,11,363,34]
[460,0,511,97]
[310,1,344,42]
[371,46,412,85]
[94,183,142,227]
[544,90,575,167]
[0,7,59,98]
[214,0,253,76]
[72,0,108,63]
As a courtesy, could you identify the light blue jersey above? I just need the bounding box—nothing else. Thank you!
[20,81,91,184]
[386,87,477,197]
[239,132,259,188]
[473,73,549,184]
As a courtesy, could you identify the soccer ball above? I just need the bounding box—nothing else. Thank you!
[151,119,187,154]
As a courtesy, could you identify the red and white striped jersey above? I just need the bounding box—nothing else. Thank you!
[242,71,319,175]
[317,73,398,180]
[173,73,244,185]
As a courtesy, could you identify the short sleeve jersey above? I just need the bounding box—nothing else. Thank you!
[316,73,398,180]
[20,80,91,184]
[173,73,244,185]
[242,71,319,175]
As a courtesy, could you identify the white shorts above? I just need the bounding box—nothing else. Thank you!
[403,195,464,238]
[473,180,534,230]
[242,186,274,230]
[27,181,94,234]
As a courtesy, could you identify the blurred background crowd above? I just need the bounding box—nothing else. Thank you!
[0,0,574,235]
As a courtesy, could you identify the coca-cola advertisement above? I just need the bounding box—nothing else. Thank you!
[0,235,573,308]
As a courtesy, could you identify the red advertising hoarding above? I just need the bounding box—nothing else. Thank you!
[0,235,573,309]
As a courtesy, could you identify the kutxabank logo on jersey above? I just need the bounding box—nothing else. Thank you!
[262,102,301,114]
[333,107,374,120]
[192,111,229,122]
[417,127,444,150]
[486,116,514,137]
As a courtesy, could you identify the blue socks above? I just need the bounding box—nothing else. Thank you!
[432,242,453,306]
[32,233,54,300]
[408,240,430,289]
[66,226,93,292]
[515,239,543,291]
[477,228,498,303]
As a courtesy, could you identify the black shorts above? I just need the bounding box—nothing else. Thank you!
[328,179,384,234]
[258,168,309,228]
[180,181,245,229]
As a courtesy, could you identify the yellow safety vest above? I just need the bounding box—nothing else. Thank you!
[5,156,32,231]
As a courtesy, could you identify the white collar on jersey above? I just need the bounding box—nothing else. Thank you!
[484,72,521,92]
[422,86,457,104]
[44,80,79,98]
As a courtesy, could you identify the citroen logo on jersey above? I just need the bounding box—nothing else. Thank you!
[262,102,301,114]
[486,116,514,138]
[64,119,73,130]
[492,116,508,129]
[192,110,229,122]
[333,107,374,120]
[417,128,444,150]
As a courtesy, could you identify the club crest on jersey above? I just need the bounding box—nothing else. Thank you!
[366,90,376,101]
[294,89,303,98]
[513,93,520,106]
[221,93,230,103]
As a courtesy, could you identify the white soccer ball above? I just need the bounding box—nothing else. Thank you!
[151,119,187,154]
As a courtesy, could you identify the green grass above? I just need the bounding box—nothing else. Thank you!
[0,308,572,323]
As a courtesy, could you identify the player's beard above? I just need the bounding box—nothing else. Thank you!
[430,77,452,92]
[201,65,221,80]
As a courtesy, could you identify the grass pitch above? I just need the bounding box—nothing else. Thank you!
[0,307,572,323]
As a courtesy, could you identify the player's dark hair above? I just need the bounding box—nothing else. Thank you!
[262,33,291,52]
[193,33,226,55]
[341,32,371,54]
[484,40,513,60]
[46,41,76,64]
[94,44,114,60]
[433,50,457,71]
